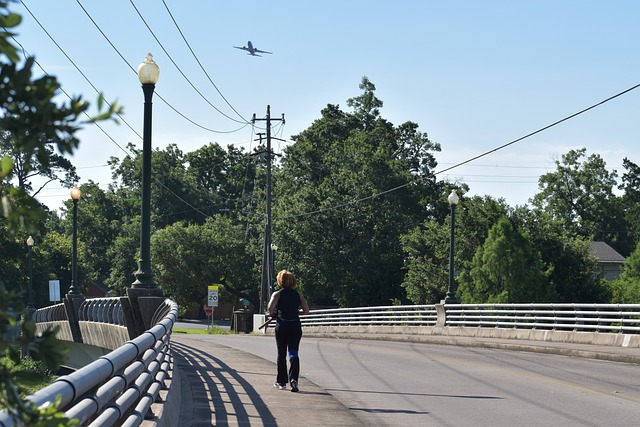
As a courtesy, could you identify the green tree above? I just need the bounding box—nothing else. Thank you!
[151,217,255,311]
[1,130,79,198]
[532,148,629,255]
[185,142,257,221]
[0,2,118,424]
[401,194,511,304]
[1,55,120,233]
[104,220,139,296]
[109,143,204,228]
[513,207,608,302]
[620,158,640,253]
[275,77,442,306]
[608,241,640,303]
[458,217,555,303]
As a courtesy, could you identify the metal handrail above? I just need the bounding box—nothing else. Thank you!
[295,303,640,333]
[0,298,178,427]
[79,297,126,326]
[300,305,438,327]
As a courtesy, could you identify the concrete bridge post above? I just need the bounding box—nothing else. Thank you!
[122,288,165,339]
[63,294,86,343]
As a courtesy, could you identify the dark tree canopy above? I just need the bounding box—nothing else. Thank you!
[274,77,442,306]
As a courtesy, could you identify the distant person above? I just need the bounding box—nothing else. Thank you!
[267,269,310,392]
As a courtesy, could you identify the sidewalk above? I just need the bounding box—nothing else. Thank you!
[169,333,640,426]
[171,334,366,427]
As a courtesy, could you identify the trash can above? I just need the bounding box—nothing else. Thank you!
[233,310,253,333]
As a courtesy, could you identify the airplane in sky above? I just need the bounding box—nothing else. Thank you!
[233,41,273,57]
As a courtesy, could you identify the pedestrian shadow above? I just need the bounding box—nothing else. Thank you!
[172,341,277,426]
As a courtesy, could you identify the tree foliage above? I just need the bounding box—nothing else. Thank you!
[151,217,255,311]
[513,207,608,302]
[608,241,640,303]
[458,217,555,303]
[0,3,119,423]
[274,77,442,307]
[532,148,629,254]
[620,158,640,252]
[401,194,511,304]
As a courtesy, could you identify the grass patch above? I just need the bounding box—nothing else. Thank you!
[207,325,234,335]
[15,370,57,396]
[173,325,234,335]
[2,355,58,397]
[173,327,208,335]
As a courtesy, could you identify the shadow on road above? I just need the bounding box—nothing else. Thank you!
[173,341,277,426]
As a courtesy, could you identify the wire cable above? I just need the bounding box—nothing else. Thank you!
[129,0,247,125]
[72,0,248,134]
[160,0,249,124]
[277,81,640,221]
[8,31,133,157]
[18,1,140,143]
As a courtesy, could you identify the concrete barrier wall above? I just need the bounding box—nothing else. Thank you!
[35,321,129,350]
[298,325,640,348]
[35,321,73,342]
[79,321,129,349]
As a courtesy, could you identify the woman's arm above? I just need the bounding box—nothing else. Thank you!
[299,293,310,315]
[267,290,280,317]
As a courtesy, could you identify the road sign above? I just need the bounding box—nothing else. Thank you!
[204,306,213,316]
[207,285,219,307]
[49,280,60,302]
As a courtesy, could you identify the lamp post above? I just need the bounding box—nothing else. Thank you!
[270,243,278,294]
[26,236,35,319]
[132,53,160,289]
[69,185,82,295]
[444,190,461,304]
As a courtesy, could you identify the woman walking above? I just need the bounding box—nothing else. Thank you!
[267,270,310,392]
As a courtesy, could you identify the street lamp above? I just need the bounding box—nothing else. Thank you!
[270,243,278,294]
[26,236,35,318]
[69,185,82,295]
[444,190,461,304]
[132,53,160,289]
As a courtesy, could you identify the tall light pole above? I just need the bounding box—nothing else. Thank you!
[444,190,461,304]
[26,236,35,319]
[270,242,278,295]
[69,185,82,295]
[133,53,159,289]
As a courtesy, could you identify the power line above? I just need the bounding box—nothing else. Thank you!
[128,0,247,125]
[277,81,640,221]
[436,82,640,176]
[7,31,133,156]
[14,3,252,216]
[160,0,249,124]
[70,0,248,134]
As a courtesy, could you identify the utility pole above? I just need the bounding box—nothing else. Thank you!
[252,105,285,313]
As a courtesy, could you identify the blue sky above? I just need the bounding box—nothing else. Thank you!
[14,1,640,212]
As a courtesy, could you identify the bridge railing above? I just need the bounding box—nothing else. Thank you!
[295,303,640,334]
[301,304,438,326]
[0,298,178,427]
[443,303,640,332]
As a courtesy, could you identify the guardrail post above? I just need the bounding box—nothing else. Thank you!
[63,294,86,343]
[435,304,446,327]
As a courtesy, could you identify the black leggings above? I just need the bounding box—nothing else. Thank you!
[274,321,302,385]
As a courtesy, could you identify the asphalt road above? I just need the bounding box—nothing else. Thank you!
[197,334,640,427]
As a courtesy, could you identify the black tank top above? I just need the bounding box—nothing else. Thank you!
[276,289,301,322]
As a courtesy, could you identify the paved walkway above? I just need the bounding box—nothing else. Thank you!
[170,333,640,427]
[171,334,365,427]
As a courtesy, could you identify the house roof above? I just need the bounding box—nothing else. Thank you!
[589,241,626,264]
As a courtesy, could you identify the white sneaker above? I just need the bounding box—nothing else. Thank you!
[274,383,286,390]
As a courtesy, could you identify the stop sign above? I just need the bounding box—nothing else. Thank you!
[204,306,213,316]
